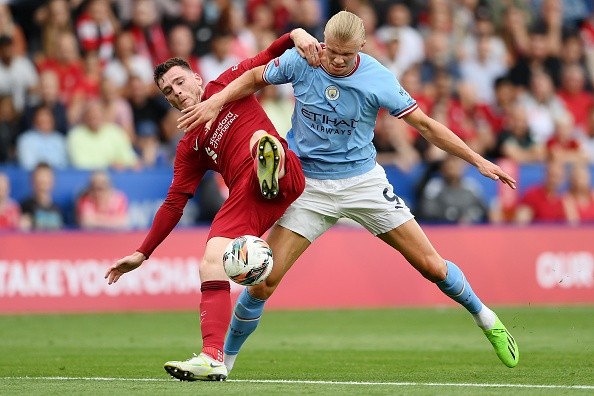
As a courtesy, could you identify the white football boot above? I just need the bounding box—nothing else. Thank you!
[164,353,228,381]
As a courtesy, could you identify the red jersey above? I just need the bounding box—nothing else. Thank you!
[519,186,565,223]
[138,33,305,257]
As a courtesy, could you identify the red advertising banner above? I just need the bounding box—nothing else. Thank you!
[0,226,592,314]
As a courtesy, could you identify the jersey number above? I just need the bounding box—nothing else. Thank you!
[383,188,404,210]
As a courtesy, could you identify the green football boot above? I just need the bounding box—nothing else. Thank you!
[483,317,519,368]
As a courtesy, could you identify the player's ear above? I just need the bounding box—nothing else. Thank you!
[194,73,202,85]
[360,39,366,51]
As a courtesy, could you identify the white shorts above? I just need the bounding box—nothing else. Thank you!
[277,163,415,242]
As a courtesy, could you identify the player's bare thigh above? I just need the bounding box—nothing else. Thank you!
[200,236,233,281]
[248,224,311,299]
[377,218,447,282]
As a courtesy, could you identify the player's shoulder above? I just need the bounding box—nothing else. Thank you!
[358,53,394,76]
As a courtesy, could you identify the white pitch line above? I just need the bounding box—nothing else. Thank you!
[1,377,593,390]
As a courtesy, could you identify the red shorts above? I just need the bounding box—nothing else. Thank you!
[208,150,304,240]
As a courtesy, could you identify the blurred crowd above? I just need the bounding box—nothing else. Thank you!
[1,0,594,231]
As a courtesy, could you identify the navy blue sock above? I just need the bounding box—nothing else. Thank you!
[224,288,266,355]
[436,260,483,314]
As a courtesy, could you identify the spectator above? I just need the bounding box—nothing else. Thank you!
[0,172,20,230]
[377,27,402,78]
[373,108,420,172]
[33,0,73,62]
[167,24,202,75]
[460,14,510,69]
[286,0,325,41]
[126,0,170,66]
[546,113,588,164]
[508,27,562,89]
[76,170,129,230]
[21,70,69,135]
[257,84,294,139]
[0,35,39,114]
[459,34,508,105]
[99,76,135,141]
[491,104,546,163]
[17,106,68,170]
[517,70,567,144]
[376,3,425,77]
[75,0,119,63]
[36,31,86,120]
[67,100,139,170]
[515,159,566,224]
[126,75,169,166]
[247,3,276,40]
[577,106,594,163]
[416,154,488,224]
[559,34,591,87]
[216,2,258,59]
[199,32,242,85]
[353,2,386,63]
[499,4,531,59]
[557,63,594,132]
[19,163,64,231]
[562,161,594,224]
[103,31,154,90]
[483,76,517,134]
[419,31,461,85]
[164,0,217,57]
[246,0,293,36]
[159,108,184,164]
[78,51,103,101]
[0,95,18,164]
[0,4,27,57]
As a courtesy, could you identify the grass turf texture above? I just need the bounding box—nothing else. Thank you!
[1,306,592,395]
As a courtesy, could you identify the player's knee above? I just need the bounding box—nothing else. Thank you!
[249,276,280,300]
[199,255,224,280]
[417,255,447,283]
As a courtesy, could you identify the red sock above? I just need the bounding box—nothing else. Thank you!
[199,280,231,362]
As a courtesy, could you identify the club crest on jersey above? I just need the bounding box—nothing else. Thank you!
[325,85,340,101]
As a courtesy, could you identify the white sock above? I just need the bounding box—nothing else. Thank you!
[223,353,237,373]
[472,304,497,330]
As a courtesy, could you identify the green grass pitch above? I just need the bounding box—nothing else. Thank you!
[1,306,593,395]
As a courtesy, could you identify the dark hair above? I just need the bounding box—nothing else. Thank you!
[153,57,192,86]
[32,162,53,175]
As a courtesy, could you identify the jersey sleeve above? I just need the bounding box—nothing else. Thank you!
[374,65,418,119]
[262,48,305,85]
[137,143,206,258]
[215,32,293,87]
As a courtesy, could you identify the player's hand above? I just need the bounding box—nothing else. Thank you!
[177,96,222,132]
[105,251,146,285]
[291,28,322,67]
[476,159,517,189]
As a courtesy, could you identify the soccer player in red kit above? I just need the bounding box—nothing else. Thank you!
[104,29,321,381]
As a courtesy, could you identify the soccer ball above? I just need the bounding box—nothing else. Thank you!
[223,235,273,286]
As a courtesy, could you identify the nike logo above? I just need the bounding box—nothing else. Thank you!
[193,138,199,151]
[210,362,224,368]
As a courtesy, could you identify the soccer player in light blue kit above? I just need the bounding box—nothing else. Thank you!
[180,11,519,374]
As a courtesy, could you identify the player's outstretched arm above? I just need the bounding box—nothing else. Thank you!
[404,108,517,189]
[105,251,146,284]
[178,65,268,131]
[177,29,320,131]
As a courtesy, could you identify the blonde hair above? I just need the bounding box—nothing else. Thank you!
[324,11,366,43]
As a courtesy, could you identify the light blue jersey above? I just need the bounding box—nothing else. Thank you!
[263,48,418,179]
